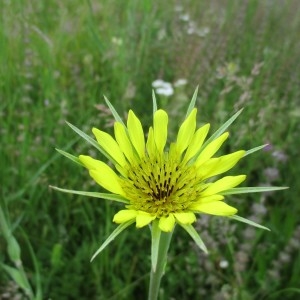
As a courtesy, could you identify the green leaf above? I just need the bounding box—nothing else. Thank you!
[244,144,268,156]
[104,95,125,126]
[152,90,158,114]
[229,215,270,231]
[49,186,129,204]
[185,86,198,118]
[66,121,115,163]
[7,235,21,264]
[1,264,33,296]
[21,230,43,300]
[264,287,300,299]
[221,186,288,195]
[90,220,135,261]
[55,148,83,166]
[0,206,10,240]
[203,108,244,147]
[179,223,208,254]
[151,220,161,272]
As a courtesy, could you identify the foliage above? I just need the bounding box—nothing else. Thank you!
[1,0,300,299]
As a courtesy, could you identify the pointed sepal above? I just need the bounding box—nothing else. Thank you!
[229,215,270,231]
[221,186,288,195]
[90,220,135,262]
[179,223,208,254]
[185,86,198,118]
[104,95,126,126]
[56,148,83,166]
[49,186,129,204]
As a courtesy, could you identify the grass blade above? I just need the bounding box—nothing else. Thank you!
[1,264,33,298]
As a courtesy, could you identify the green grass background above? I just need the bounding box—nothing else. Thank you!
[1,0,300,299]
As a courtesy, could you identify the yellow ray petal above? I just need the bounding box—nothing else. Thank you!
[92,128,126,167]
[79,155,105,170]
[176,108,197,155]
[201,150,246,179]
[189,195,224,208]
[174,212,196,224]
[201,175,246,197]
[154,109,168,154]
[114,122,134,162]
[196,132,229,166]
[192,201,237,216]
[127,110,145,158]
[136,211,156,228]
[89,167,125,196]
[146,127,156,157]
[183,123,210,163]
[113,209,137,223]
[159,214,175,232]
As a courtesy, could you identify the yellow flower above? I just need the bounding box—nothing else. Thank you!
[52,89,286,260]
[79,108,246,233]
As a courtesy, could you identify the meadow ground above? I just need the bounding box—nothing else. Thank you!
[1,1,300,299]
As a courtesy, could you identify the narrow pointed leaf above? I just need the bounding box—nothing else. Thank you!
[203,108,243,147]
[91,220,135,261]
[104,95,125,126]
[7,235,21,263]
[185,86,198,118]
[1,264,33,296]
[221,186,288,195]
[151,220,161,272]
[229,215,270,231]
[21,231,43,300]
[152,90,158,114]
[49,186,129,203]
[55,148,83,166]
[66,121,114,162]
[244,144,268,156]
[179,223,208,254]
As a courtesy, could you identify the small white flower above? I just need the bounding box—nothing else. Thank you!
[174,78,188,87]
[152,79,166,88]
[187,27,196,35]
[179,14,190,21]
[219,260,229,269]
[156,85,174,97]
[197,27,210,37]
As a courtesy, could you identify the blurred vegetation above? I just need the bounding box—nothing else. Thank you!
[1,0,300,299]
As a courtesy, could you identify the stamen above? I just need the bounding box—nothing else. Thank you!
[120,154,203,216]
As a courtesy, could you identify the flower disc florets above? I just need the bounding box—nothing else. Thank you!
[122,153,203,217]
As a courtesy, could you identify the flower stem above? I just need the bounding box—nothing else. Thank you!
[148,231,173,300]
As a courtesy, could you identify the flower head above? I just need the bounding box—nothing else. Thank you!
[79,107,246,233]
[53,88,287,260]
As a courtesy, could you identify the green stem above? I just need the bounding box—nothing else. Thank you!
[148,231,173,300]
